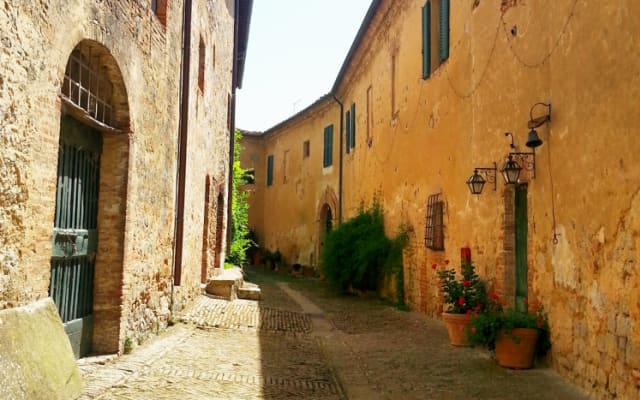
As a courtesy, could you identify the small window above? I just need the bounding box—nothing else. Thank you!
[303,140,310,159]
[198,36,205,91]
[421,0,449,79]
[350,102,356,150]
[425,193,445,250]
[212,44,216,70]
[266,155,274,186]
[151,0,168,26]
[345,110,351,154]
[244,169,255,185]
[283,150,289,183]
[323,125,333,167]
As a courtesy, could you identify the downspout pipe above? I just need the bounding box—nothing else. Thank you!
[331,94,344,223]
[173,0,193,286]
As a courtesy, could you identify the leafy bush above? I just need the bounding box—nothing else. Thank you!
[228,129,254,265]
[321,201,407,303]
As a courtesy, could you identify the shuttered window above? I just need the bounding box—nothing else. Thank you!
[267,155,274,186]
[350,103,356,150]
[421,1,431,79]
[345,110,351,154]
[439,0,450,63]
[323,125,333,167]
[422,0,450,79]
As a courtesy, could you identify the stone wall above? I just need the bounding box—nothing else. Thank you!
[243,0,640,398]
[0,0,234,354]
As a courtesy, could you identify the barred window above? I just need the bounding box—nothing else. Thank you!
[425,193,445,250]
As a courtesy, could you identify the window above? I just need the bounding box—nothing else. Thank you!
[323,124,333,167]
[425,193,445,250]
[303,140,310,159]
[266,155,274,186]
[282,150,289,183]
[345,103,356,153]
[198,36,205,91]
[350,103,356,150]
[345,110,351,154]
[366,86,373,147]
[421,0,450,79]
[151,0,167,26]
[62,49,114,127]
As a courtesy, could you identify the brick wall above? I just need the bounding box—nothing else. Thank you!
[0,0,235,354]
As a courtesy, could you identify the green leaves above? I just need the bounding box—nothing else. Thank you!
[321,200,408,305]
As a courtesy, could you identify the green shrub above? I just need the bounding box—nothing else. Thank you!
[321,201,408,304]
[228,129,254,265]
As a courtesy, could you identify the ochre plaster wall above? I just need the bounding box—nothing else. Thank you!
[241,98,340,267]
[0,0,233,353]
[244,0,640,398]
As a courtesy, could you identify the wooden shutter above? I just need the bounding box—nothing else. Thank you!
[439,0,450,63]
[345,110,351,154]
[267,155,274,186]
[350,103,356,150]
[323,125,333,167]
[422,1,431,79]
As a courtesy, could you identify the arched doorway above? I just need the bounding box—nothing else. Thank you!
[316,187,338,268]
[50,40,130,358]
[214,191,225,270]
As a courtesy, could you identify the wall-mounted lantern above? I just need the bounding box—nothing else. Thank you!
[466,162,497,195]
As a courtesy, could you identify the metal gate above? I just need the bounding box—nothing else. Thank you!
[49,116,102,358]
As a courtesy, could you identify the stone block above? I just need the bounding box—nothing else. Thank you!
[626,342,640,369]
[238,284,261,301]
[616,314,630,337]
[0,298,82,400]
[205,267,244,300]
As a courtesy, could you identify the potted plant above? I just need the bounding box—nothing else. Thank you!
[434,260,486,346]
[469,294,551,369]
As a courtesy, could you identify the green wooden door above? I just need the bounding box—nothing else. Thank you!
[49,116,102,358]
[515,184,528,312]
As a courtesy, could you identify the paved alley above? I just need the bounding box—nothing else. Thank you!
[78,269,589,400]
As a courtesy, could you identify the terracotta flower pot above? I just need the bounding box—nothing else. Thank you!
[442,312,471,346]
[495,328,539,369]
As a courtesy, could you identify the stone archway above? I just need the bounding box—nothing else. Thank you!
[316,187,338,268]
[51,39,130,357]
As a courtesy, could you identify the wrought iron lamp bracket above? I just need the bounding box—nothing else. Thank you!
[508,151,536,179]
[475,162,497,191]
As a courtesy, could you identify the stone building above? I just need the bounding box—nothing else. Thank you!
[240,0,640,398]
[0,0,252,358]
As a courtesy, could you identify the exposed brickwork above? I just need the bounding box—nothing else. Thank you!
[0,0,235,354]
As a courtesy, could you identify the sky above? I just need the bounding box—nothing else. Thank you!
[235,0,373,132]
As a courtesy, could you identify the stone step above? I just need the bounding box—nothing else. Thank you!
[205,267,244,300]
[237,282,261,301]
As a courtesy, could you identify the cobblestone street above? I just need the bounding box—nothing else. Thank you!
[78,269,590,399]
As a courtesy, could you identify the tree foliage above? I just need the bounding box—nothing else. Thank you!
[228,129,253,265]
[321,200,407,304]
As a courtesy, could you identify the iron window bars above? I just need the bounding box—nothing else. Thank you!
[62,48,114,127]
[425,193,445,250]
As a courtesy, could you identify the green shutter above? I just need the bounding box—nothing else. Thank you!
[267,155,274,186]
[350,103,356,149]
[422,1,431,79]
[439,0,450,63]
[345,110,351,154]
[323,125,333,167]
